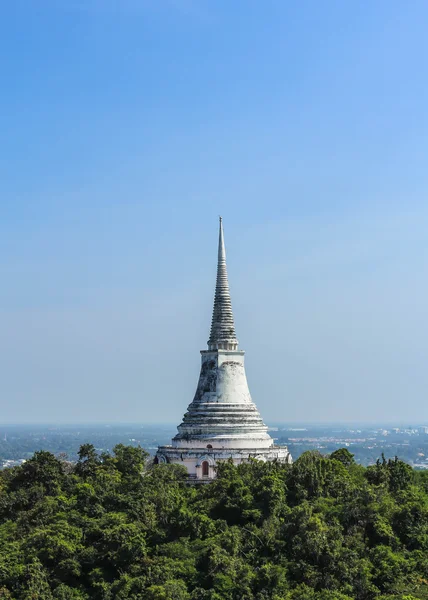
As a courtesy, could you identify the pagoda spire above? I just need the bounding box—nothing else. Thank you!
[208,217,238,351]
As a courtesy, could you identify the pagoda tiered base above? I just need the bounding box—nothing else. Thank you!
[156,444,292,481]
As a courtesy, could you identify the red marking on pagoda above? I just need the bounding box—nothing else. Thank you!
[156,218,292,480]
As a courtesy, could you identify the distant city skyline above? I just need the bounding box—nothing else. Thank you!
[3,422,428,470]
[1,1,428,423]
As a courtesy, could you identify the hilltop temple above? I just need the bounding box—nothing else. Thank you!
[156,218,292,479]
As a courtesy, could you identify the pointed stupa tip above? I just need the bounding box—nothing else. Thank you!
[208,217,238,350]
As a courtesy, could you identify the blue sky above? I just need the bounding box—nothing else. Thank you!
[1,0,428,424]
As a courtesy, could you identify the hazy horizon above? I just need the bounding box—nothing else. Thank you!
[1,420,427,429]
[2,1,428,424]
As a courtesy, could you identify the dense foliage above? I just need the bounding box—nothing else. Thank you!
[0,446,428,600]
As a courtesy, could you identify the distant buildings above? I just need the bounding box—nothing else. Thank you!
[1,459,26,469]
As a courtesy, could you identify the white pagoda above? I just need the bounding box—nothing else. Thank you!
[156,217,292,480]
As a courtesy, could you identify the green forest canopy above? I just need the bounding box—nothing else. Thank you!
[1,445,428,600]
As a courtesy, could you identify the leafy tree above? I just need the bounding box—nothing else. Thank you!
[287,451,351,504]
[9,451,65,495]
[365,455,413,494]
[330,448,355,468]
[74,445,100,480]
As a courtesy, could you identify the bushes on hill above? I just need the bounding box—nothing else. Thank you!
[0,446,427,599]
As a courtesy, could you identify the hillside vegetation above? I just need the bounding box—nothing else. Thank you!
[0,445,428,600]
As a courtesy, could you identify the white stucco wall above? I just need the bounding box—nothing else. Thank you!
[156,445,292,480]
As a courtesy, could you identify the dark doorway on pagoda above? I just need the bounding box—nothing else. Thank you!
[202,461,209,477]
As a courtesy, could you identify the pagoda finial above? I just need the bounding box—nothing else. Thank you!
[208,218,238,350]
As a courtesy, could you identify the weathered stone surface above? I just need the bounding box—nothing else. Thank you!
[208,216,237,350]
